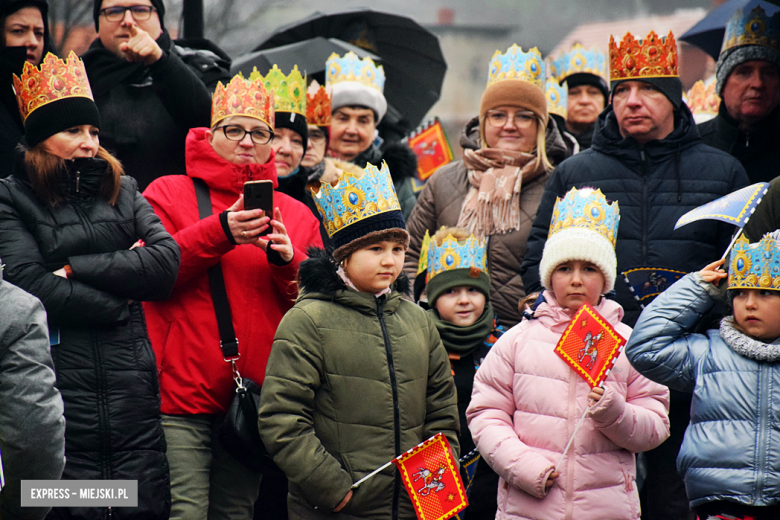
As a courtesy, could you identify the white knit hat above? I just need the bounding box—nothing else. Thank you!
[538,187,619,293]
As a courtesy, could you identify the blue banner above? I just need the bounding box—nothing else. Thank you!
[674,182,769,230]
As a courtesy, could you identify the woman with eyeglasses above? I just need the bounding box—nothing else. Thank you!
[141,74,323,520]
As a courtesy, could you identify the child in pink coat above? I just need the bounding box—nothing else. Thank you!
[466,188,670,520]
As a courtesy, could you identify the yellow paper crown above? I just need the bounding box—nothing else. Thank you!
[729,232,780,291]
[609,30,679,82]
[417,228,488,280]
[249,65,306,116]
[13,51,93,123]
[549,187,620,248]
[311,161,401,238]
[306,80,331,126]
[211,74,274,129]
[686,78,720,119]
[487,44,545,90]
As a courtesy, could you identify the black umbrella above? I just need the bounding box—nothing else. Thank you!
[253,9,448,134]
[231,37,379,79]
[681,0,780,60]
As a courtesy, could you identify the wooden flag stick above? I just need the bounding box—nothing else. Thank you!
[721,228,743,261]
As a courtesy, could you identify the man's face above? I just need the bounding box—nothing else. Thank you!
[612,80,675,144]
[97,0,162,58]
[722,60,780,128]
[328,107,375,160]
[567,85,605,126]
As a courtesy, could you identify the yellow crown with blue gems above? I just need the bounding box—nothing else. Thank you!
[729,232,780,291]
[249,65,306,115]
[311,161,401,238]
[550,43,608,84]
[549,187,619,248]
[545,77,568,119]
[487,44,545,90]
[326,51,385,92]
[722,5,780,54]
[417,228,488,280]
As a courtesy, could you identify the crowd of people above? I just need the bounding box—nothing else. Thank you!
[2,0,780,520]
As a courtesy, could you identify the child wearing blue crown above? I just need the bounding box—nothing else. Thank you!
[627,231,780,520]
[467,187,669,520]
[416,226,506,519]
[258,162,459,519]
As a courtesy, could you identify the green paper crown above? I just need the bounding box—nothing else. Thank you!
[249,65,306,116]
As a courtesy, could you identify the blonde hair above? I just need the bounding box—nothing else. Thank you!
[432,226,471,246]
[479,115,553,172]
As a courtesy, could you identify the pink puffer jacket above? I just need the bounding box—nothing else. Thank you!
[467,292,669,520]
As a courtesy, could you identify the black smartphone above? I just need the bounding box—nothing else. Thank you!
[243,180,274,236]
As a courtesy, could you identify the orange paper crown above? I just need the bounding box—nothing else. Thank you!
[306,80,331,126]
[13,51,93,123]
[608,30,679,82]
[211,74,274,129]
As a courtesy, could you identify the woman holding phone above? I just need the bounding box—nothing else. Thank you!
[142,73,323,520]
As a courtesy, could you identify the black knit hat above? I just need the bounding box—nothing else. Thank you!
[564,72,609,103]
[275,111,309,154]
[93,0,165,30]
[332,211,408,262]
[24,96,101,147]
[610,77,683,110]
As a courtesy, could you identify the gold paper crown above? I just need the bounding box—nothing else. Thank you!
[211,74,274,129]
[325,51,385,92]
[729,233,780,291]
[546,77,568,119]
[549,187,620,247]
[487,44,545,90]
[609,30,679,82]
[550,43,608,84]
[13,51,93,123]
[418,228,488,280]
[686,78,720,119]
[311,161,401,238]
[306,80,331,126]
[722,6,780,54]
[249,65,306,115]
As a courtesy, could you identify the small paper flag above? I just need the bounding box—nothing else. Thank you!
[674,182,769,230]
[553,302,626,388]
[393,433,468,520]
[407,118,454,182]
[623,267,686,304]
[456,449,481,520]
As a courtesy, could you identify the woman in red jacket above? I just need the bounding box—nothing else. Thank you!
[143,74,323,520]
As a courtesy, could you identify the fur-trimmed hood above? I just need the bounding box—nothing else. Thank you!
[298,247,411,301]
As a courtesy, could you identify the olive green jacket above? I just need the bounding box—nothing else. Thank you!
[259,250,459,519]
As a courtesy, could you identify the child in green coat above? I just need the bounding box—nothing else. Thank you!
[258,162,460,520]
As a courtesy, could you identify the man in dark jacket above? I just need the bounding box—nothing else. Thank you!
[82,0,230,191]
[521,29,749,520]
[698,5,780,184]
[0,266,65,520]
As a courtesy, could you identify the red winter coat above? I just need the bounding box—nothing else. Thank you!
[143,127,323,415]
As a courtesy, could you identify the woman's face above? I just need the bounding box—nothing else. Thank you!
[483,105,538,152]
[207,116,273,166]
[270,127,305,178]
[3,7,45,65]
[44,125,100,159]
[301,125,327,167]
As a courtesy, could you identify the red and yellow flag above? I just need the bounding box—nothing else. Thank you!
[407,118,454,181]
[553,302,626,388]
[393,433,467,520]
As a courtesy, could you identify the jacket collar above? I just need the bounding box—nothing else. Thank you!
[534,290,625,334]
[710,103,780,155]
[185,127,278,195]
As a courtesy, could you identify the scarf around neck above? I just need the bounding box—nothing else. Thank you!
[457,148,543,238]
[428,302,494,355]
[720,316,780,362]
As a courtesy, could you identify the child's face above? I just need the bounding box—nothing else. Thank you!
[343,240,405,294]
[732,288,780,342]
[435,286,487,327]
[551,260,605,310]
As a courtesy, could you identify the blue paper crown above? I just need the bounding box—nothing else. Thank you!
[311,161,400,238]
[487,44,545,90]
[326,51,385,93]
[545,77,568,119]
[729,232,780,291]
[722,5,780,54]
[418,228,488,280]
[549,187,620,247]
[550,43,608,83]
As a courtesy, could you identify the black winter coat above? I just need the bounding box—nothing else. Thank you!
[0,157,180,520]
[698,103,780,184]
[521,104,749,326]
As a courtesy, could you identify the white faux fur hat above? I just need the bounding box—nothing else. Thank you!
[331,81,388,123]
[539,227,617,293]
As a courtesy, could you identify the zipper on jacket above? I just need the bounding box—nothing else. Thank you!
[639,149,649,262]
[93,328,113,481]
[754,363,770,502]
[75,170,80,193]
[745,131,750,148]
[377,296,401,520]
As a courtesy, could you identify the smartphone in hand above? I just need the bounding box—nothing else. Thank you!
[243,180,274,236]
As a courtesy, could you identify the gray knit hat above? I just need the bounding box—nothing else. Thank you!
[716,45,780,95]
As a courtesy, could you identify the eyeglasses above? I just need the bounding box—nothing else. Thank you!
[485,110,537,128]
[308,128,327,144]
[100,5,157,22]
[215,125,274,145]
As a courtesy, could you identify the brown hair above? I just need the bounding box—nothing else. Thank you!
[24,144,123,207]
